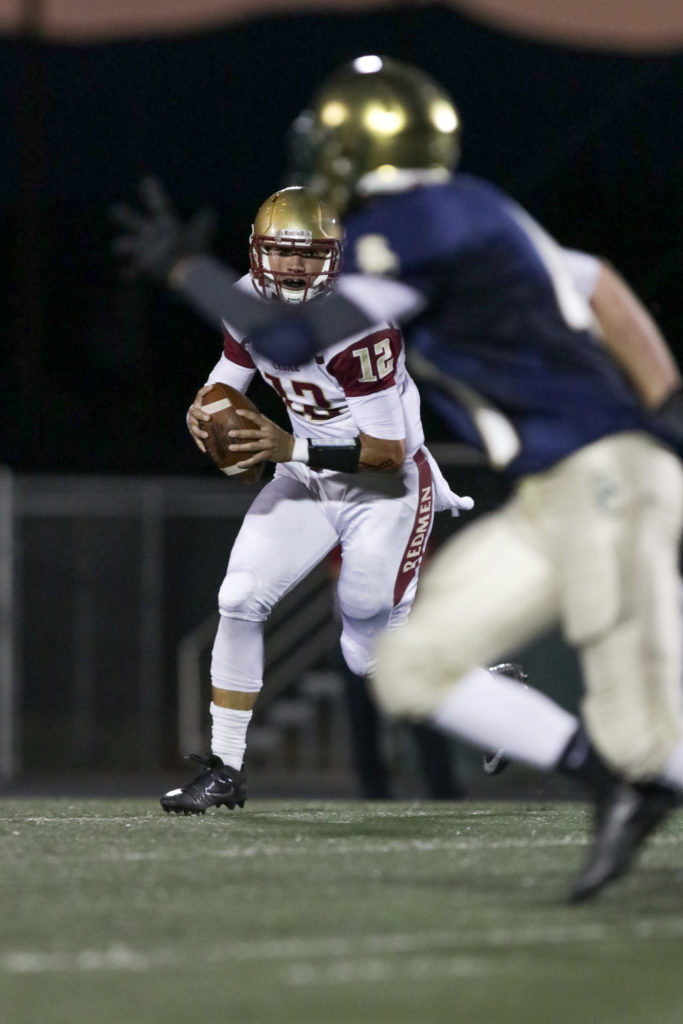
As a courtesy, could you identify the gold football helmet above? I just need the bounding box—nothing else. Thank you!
[288,55,461,213]
[248,186,344,304]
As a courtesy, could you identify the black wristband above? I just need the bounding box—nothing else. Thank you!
[307,437,361,473]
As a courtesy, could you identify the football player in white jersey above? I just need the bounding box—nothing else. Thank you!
[160,186,472,815]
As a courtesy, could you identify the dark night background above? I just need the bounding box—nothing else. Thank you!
[3,3,682,475]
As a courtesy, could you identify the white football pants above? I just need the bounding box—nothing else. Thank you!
[211,450,435,696]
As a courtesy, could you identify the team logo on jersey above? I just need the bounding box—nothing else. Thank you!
[354,234,401,275]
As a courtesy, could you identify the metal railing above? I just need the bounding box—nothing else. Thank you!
[1,447,510,783]
[3,473,257,778]
[0,468,15,780]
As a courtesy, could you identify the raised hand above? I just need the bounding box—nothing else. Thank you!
[110,176,216,283]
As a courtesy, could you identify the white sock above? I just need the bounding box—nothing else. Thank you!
[210,702,252,770]
[432,666,577,770]
[660,739,683,792]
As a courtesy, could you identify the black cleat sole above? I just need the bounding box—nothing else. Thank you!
[568,782,675,904]
[160,799,246,814]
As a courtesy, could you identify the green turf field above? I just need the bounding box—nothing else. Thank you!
[2,797,683,1024]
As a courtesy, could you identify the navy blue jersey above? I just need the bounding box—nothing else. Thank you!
[341,175,656,478]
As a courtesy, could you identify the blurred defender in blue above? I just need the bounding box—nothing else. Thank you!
[112,56,683,903]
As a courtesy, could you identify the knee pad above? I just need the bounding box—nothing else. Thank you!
[218,567,270,621]
[340,602,395,679]
[340,631,374,678]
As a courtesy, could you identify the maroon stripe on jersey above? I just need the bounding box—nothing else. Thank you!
[393,449,433,606]
[326,327,402,397]
[223,328,256,368]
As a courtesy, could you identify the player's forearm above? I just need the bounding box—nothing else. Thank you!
[288,433,404,473]
[169,255,242,327]
[358,433,405,472]
[591,261,680,407]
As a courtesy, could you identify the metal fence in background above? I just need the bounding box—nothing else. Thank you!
[2,473,254,779]
[0,456,582,788]
[0,468,15,780]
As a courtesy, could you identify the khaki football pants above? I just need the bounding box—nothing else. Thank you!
[374,432,683,779]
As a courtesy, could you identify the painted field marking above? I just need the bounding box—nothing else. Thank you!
[5,917,683,976]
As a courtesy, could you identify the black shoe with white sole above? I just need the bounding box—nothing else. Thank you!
[160,754,247,815]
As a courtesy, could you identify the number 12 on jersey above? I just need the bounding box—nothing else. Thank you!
[352,338,394,382]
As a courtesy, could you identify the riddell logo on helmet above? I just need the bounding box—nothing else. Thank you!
[401,485,432,574]
[278,228,312,241]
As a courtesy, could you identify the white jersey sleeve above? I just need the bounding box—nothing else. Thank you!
[205,299,258,391]
[345,389,405,440]
[206,350,257,393]
[563,249,602,300]
[201,274,260,391]
[323,324,425,453]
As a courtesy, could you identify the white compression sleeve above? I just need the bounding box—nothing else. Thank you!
[211,614,264,692]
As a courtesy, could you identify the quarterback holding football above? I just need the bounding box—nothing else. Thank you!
[160,185,472,814]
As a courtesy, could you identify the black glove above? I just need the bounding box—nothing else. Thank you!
[655,385,683,453]
[110,177,216,283]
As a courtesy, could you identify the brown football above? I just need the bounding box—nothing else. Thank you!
[200,382,264,484]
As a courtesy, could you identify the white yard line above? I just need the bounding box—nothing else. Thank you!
[77,830,683,861]
[5,918,683,976]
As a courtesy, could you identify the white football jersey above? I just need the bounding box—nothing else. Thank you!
[207,275,426,456]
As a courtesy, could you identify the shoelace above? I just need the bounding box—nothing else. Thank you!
[185,753,223,771]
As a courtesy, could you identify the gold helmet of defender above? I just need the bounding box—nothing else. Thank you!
[288,55,461,214]
[248,186,344,305]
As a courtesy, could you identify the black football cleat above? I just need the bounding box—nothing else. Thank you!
[482,663,529,775]
[160,754,247,815]
[569,781,676,904]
